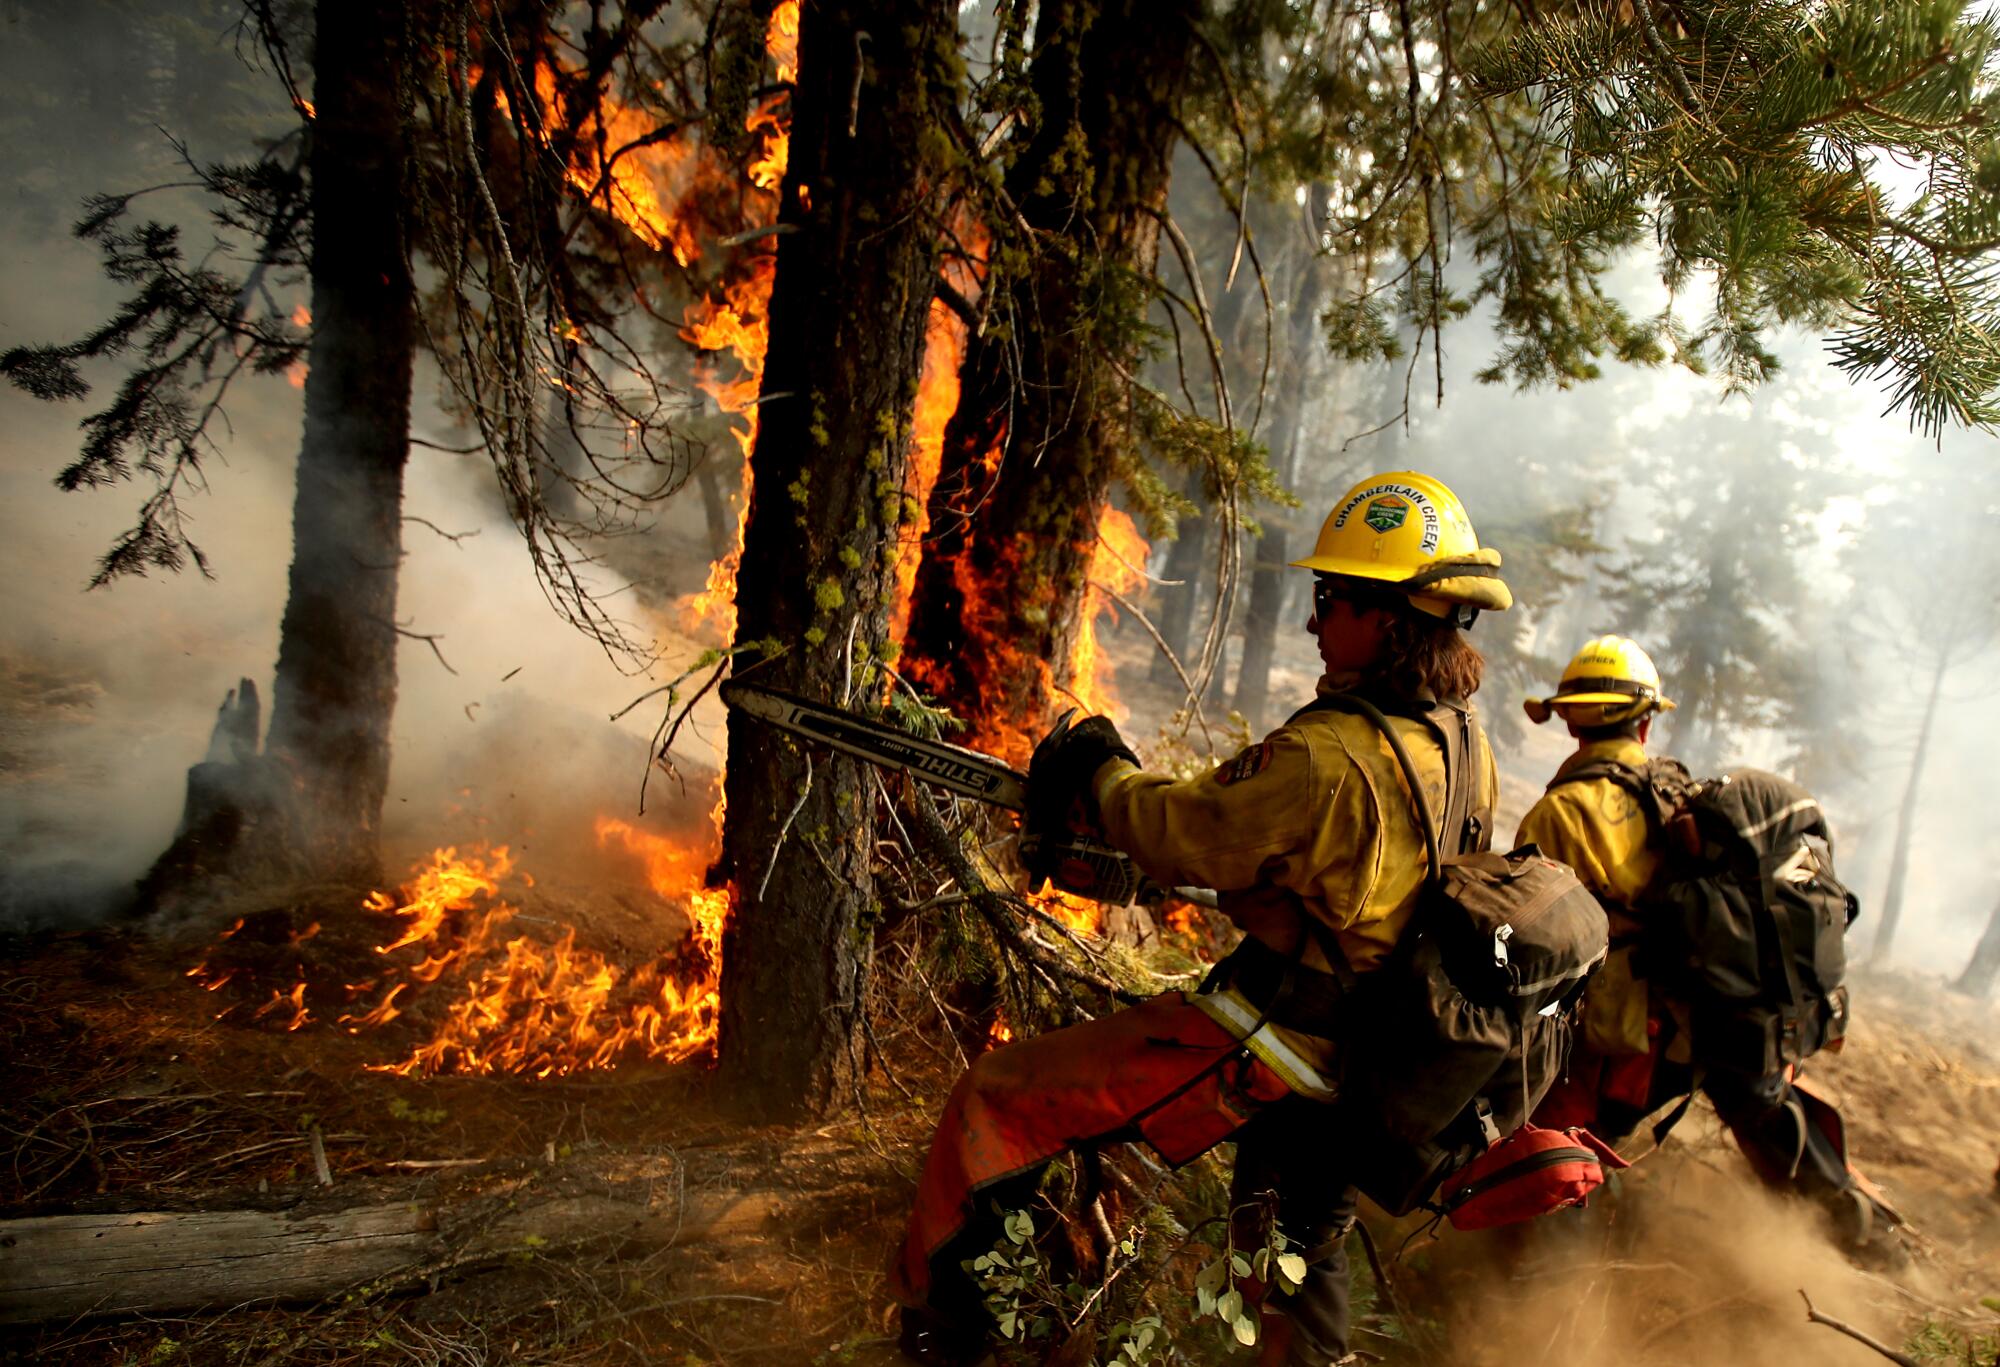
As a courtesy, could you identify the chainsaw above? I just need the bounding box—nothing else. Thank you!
[718,679,1163,906]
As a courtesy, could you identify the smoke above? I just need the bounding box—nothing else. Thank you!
[1406,1128,1906,1367]
[0,202,724,939]
[5,6,1996,977]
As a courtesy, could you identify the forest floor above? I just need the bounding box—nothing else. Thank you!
[1,883,1997,1367]
[3,622,1998,1365]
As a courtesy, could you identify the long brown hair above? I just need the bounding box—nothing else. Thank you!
[1368,609,1485,701]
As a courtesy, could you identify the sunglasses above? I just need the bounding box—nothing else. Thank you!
[1311,578,1361,617]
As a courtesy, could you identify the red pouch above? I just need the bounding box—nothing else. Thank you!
[1439,1124,1628,1231]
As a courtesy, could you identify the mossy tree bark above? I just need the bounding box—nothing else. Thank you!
[903,0,1204,754]
[714,0,961,1120]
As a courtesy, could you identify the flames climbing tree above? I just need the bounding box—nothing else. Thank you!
[902,0,1207,754]
[714,0,964,1119]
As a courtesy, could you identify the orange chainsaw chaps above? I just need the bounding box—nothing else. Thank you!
[890,993,1290,1306]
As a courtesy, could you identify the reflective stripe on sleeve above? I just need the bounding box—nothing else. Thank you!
[1187,989,1339,1101]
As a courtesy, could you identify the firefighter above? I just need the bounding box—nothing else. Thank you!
[1520,636,1894,1248]
[892,472,1513,1366]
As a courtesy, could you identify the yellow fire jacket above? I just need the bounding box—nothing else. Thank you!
[1514,736,1660,1057]
[1090,693,1498,1087]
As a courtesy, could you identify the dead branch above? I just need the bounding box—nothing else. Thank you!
[1089,579,1212,747]
[1796,1289,1922,1367]
[393,626,458,676]
[401,515,480,544]
[899,786,1141,1018]
[756,753,814,900]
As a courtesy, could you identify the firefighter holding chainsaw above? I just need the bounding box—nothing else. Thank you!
[890,472,1520,1366]
[1520,636,1897,1248]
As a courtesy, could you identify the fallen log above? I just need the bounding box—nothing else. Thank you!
[0,1182,781,1324]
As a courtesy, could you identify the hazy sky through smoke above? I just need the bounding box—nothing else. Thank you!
[0,5,1994,976]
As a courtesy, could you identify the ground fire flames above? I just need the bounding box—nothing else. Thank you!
[192,833,730,1079]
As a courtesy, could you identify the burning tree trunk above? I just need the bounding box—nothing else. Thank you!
[903,0,1203,757]
[714,0,961,1120]
[1956,892,2000,997]
[140,0,418,903]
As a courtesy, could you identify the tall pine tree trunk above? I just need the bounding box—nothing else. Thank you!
[140,0,417,908]
[1955,893,2000,997]
[260,0,418,885]
[1872,648,1950,967]
[714,0,959,1121]
[903,0,1203,756]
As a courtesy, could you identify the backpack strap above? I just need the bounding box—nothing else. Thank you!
[1418,700,1486,857]
[1291,693,1445,884]
[1545,757,1646,796]
[1547,755,1694,836]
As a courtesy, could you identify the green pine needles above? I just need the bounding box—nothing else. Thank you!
[1471,0,2000,433]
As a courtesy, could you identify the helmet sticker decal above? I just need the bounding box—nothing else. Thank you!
[1331,482,1442,554]
[1363,495,1409,532]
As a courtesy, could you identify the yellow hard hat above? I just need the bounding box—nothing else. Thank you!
[1290,471,1512,621]
[1523,635,1678,726]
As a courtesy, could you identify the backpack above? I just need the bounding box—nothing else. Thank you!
[1554,759,1857,1076]
[1301,695,1612,1215]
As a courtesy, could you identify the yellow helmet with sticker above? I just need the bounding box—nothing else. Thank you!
[1291,470,1512,622]
[1523,635,1677,726]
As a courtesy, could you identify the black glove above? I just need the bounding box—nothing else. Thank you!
[1026,712,1138,838]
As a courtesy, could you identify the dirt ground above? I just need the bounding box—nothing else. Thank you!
[2,876,1997,1367]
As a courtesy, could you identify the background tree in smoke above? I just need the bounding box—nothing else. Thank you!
[1837,467,2000,968]
[1,1,730,893]
[1597,398,1843,772]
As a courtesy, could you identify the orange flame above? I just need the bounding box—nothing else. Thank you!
[672,9,797,642]
[338,839,728,1078]
[1026,885,1104,935]
[769,1,800,86]
[252,976,311,1032]
[890,228,985,646]
[1067,505,1150,723]
[745,97,790,192]
[503,63,702,265]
